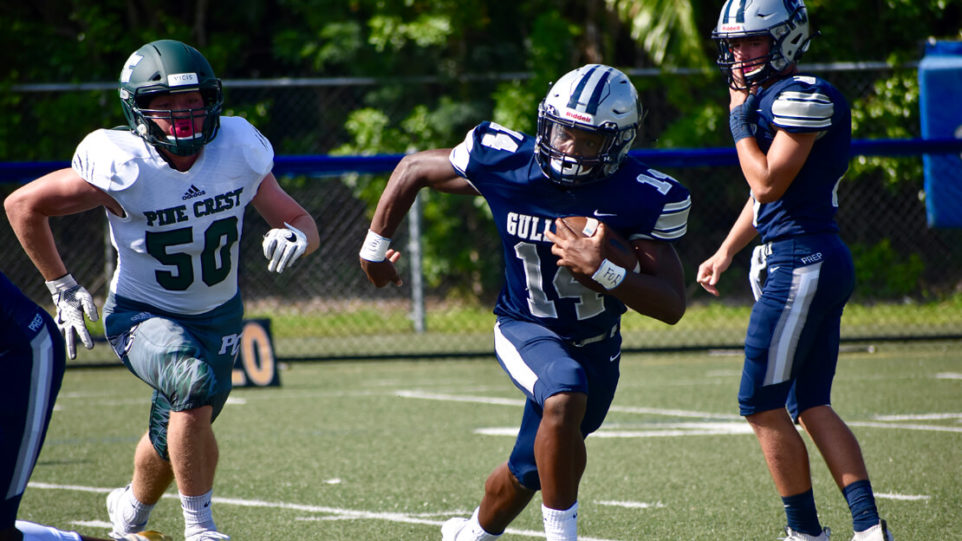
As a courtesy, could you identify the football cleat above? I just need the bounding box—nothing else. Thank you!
[121,532,173,541]
[107,485,148,539]
[185,531,231,541]
[441,517,470,541]
[781,526,831,540]
[851,519,893,541]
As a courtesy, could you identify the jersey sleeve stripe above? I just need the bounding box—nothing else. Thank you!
[449,128,476,176]
[650,195,691,240]
[772,91,834,129]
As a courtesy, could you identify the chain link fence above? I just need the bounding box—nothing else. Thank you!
[2,65,960,363]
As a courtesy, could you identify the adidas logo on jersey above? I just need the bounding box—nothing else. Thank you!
[182,184,207,200]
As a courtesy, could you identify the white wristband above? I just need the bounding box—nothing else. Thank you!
[359,229,391,262]
[591,259,626,290]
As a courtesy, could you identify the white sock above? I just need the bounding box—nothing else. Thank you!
[181,489,216,538]
[459,507,500,541]
[542,501,578,541]
[15,520,83,541]
[119,485,154,530]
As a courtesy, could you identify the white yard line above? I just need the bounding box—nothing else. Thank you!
[850,421,962,433]
[396,389,738,420]
[29,482,621,541]
[596,500,666,509]
[875,492,932,501]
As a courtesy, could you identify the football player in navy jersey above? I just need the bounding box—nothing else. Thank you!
[0,271,172,541]
[4,40,319,541]
[696,2,892,540]
[359,64,691,541]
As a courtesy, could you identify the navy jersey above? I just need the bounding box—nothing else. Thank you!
[1,271,65,526]
[450,121,691,342]
[750,74,851,243]
[0,272,50,337]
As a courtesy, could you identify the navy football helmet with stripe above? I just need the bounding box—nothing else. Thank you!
[712,0,813,90]
[536,64,640,186]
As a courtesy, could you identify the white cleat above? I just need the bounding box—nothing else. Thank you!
[107,486,147,539]
[441,517,470,541]
[185,531,231,541]
[782,526,831,541]
[851,520,893,541]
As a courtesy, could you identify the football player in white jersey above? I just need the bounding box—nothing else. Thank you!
[4,40,319,541]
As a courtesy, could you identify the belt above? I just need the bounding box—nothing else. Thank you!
[570,323,618,347]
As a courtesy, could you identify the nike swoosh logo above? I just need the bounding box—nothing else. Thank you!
[593,210,617,217]
[609,353,620,362]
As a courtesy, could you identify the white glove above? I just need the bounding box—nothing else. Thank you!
[262,222,308,273]
[45,274,99,359]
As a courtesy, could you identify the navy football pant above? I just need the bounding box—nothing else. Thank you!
[0,304,65,530]
[739,233,855,420]
[493,317,621,490]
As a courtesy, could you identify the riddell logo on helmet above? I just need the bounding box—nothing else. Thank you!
[720,24,744,32]
[565,111,593,123]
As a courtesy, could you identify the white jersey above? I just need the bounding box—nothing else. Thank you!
[72,116,272,315]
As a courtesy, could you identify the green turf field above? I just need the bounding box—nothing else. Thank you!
[18,341,961,540]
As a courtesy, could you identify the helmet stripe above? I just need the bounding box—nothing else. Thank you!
[584,69,611,116]
[722,0,747,24]
[567,65,599,111]
[566,65,611,116]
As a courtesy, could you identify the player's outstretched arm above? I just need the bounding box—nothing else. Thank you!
[4,167,119,281]
[4,168,117,358]
[359,148,477,288]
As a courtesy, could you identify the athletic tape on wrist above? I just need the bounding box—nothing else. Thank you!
[729,93,758,143]
[729,106,753,143]
[359,230,391,262]
[591,259,626,290]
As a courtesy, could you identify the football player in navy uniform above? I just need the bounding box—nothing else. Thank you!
[359,64,691,541]
[0,271,172,541]
[4,40,319,541]
[696,2,892,540]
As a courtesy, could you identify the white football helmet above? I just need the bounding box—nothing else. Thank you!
[712,0,813,89]
[536,64,640,186]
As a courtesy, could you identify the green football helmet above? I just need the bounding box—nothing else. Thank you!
[119,39,223,156]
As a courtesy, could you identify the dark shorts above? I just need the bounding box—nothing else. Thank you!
[493,317,621,491]
[739,234,854,420]
[103,293,243,459]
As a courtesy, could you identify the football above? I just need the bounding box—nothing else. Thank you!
[557,216,640,293]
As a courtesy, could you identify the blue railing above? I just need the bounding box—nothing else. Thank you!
[2,138,961,183]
